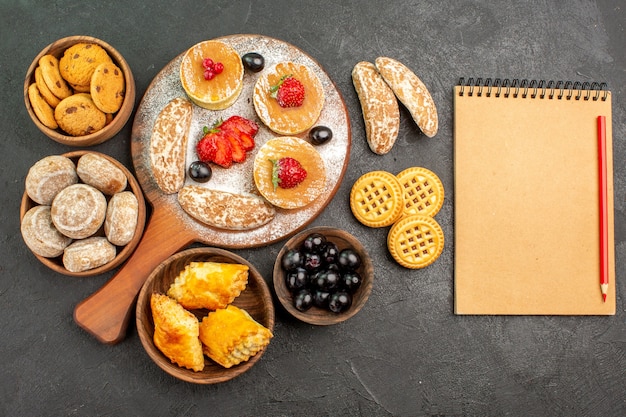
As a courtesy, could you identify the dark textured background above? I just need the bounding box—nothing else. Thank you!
[2,1,625,416]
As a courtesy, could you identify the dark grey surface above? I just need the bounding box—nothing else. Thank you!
[2,1,625,416]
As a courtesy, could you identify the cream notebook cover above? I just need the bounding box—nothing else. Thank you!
[453,78,615,315]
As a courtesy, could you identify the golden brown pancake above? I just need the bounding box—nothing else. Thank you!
[179,40,243,110]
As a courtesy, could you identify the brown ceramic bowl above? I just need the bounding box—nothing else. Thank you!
[136,247,275,384]
[273,226,374,325]
[20,150,146,277]
[24,35,135,146]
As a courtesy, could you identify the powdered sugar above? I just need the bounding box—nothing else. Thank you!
[132,35,350,248]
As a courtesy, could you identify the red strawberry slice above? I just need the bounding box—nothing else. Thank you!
[196,133,218,163]
[222,115,259,136]
[196,131,233,168]
[223,131,246,163]
[212,134,233,168]
[221,116,258,151]
[237,132,255,151]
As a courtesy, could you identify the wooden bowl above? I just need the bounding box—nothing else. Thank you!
[273,226,374,325]
[24,35,135,146]
[136,247,275,384]
[20,150,146,277]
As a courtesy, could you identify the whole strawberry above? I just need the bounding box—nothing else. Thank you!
[271,157,307,190]
[270,75,305,108]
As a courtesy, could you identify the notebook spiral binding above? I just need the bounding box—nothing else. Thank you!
[458,77,608,101]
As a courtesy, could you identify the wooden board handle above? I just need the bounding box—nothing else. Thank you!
[73,207,194,344]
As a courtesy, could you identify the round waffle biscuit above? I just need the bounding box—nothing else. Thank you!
[396,167,444,218]
[387,214,444,269]
[349,171,403,228]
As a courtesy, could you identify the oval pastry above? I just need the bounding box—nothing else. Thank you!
[253,136,326,209]
[375,57,438,138]
[149,97,193,194]
[253,61,325,135]
[177,185,275,231]
[179,40,243,110]
[352,61,400,155]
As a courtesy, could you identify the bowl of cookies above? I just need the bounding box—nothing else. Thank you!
[24,35,135,146]
[136,247,275,384]
[20,150,146,277]
[273,226,374,325]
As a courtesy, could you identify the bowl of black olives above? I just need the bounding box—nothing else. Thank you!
[273,226,373,325]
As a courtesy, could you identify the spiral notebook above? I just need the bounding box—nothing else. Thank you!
[453,78,615,315]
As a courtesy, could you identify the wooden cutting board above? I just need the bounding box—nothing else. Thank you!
[73,34,351,344]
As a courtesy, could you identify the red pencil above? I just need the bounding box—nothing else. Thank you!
[597,115,608,302]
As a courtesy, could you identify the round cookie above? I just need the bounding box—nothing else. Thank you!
[253,61,325,135]
[180,40,243,110]
[76,152,127,195]
[396,167,444,218]
[51,183,107,239]
[27,83,58,130]
[38,54,73,100]
[387,214,444,269]
[350,171,403,228]
[253,136,326,209]
[21,205,73,258]
[25,155,78,205]
[34,66,61,108]
[90,61,125,113]
[54,93,106,136]
[104,191,139,246]
[59,42,113,88]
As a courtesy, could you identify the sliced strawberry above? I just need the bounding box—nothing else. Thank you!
[222,115,259,137]
[237,132,255,151]
[196,116,258,168]
[212,133,233,168]
[223,131,246,163]
[196,131,233,168]
[196,133,219,163]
